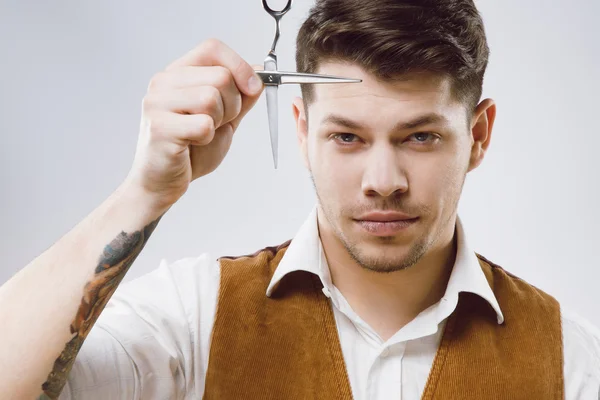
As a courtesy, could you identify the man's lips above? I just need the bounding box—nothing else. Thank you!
[354,211,417,222]
[353,212,419,236]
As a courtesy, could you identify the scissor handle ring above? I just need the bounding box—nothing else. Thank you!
[262,0,293,18]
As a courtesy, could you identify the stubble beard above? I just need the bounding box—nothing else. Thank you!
[313,186,433,274]
[309,168,462,274]
[309,153,468,274]
[327,208,432,274]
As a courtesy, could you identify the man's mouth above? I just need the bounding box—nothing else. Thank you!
[354,212,419,236]
[355,211,416,222]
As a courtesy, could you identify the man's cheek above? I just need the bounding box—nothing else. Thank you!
[415,174,448,206]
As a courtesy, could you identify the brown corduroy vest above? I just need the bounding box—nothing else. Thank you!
[202,241,564,400]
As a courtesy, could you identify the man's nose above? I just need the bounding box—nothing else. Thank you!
[361,145,408,197]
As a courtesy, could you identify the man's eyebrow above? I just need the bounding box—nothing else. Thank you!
[321,113,449,131]
[321,114,365,130]
[395,113,448,130]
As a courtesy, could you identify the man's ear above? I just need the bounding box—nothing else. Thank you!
[292,96,309,169]
[468,98,496,172]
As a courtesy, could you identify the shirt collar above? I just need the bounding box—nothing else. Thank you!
[266,205,504,325]
[266,206,324,297]
[447,215,504,324]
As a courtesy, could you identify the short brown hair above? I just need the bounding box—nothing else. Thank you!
[296,0,490,113]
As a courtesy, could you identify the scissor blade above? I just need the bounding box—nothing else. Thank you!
[256,70,362,85]
[281,71,362,85]
[265,85,278,169]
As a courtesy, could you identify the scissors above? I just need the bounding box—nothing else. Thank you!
[257,0,362,168]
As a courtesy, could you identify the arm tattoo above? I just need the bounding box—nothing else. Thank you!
[37,215,162,399]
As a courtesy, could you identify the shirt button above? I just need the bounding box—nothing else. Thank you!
[321,287,331,298]
[380,348,390,358]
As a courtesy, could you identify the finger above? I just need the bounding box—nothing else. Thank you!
[189,123,235,179]
[229,86,264,133]
[148,66,234,91]
[144,86,226,128]
[147,67,242,125]
[224,61,266,132]
[165,38,263,97]
[149,112,216,146]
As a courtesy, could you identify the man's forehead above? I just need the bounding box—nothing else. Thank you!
[312,61,454,104]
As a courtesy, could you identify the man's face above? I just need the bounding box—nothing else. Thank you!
[296,62,481,273]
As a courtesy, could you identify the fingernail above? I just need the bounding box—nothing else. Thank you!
[248,75,263,94]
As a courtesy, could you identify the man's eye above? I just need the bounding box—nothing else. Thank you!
[334,133,359,144]
[410,132,437,143]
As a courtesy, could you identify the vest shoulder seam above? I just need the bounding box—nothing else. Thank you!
[218,239,292,261]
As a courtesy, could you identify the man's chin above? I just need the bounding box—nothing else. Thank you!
[340,228,431,270]
[352,255,417,273]
[352,229,415,248]
[344,243,413,271]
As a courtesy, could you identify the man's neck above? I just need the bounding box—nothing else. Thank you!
[319,215,457,342]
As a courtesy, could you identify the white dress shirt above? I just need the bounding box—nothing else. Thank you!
[61,206,600,399]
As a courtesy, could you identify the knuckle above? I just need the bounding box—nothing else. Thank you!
[223,99,241,124]
[213,67,233,90]
[207,84,220,99]
[195,116,215,144]
[200,37,222,54]
[147,72,167,91]
[147,116,166,138]
[142,94,157,111]
[233,57,248,78]
[232,93,243,116]
[199,87,223,118]
[204,114,216,131]
[210,87,224,112]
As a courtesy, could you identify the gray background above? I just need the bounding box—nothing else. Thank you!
[1,0,599,327]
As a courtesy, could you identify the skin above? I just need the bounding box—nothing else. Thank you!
[38,216,162,399]
[25,39,263,400]
[293,62,496,340]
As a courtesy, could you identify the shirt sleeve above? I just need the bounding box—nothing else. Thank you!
[58,253,219,400]
[561,306,600,400]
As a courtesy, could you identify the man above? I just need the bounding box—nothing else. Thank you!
[1,0,598,399]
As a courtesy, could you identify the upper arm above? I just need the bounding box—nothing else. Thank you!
[59,254,219,400]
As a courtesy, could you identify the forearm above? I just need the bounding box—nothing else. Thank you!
[0,182,169,399]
